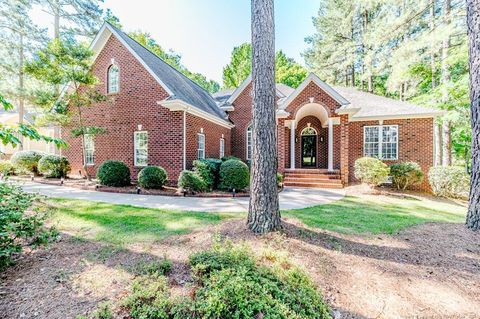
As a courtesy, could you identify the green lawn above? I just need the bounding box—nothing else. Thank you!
[48,194,466,245]
[48,198,237,245]
[284,194,466,234]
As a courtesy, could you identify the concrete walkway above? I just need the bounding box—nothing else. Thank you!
[19,181,345,212]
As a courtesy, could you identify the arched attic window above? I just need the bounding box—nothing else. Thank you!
[107,64,119,93]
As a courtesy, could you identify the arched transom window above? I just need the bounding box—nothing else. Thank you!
[301,127,317,136]
[107,64,119,93]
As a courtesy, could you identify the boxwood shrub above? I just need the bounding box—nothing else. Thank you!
[219,159,250,191]
[389,161,424,190]
[97,160,131,187]
[178,170,206,193]
[137,166,167,189]
[0,160,15,176]
[10,150,45,175]
[203,158,223,187]
[38,154,71,178]
[354,157,390,186]
[428,166,469,199]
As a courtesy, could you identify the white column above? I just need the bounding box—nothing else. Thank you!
[290,120,296,169]
[328,118,334,172]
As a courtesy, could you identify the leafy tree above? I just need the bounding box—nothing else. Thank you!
[0,0,49,149]
[247,0,281,233]
[25,39,107,179]
[222,43,308,89]
[129,31,220,93]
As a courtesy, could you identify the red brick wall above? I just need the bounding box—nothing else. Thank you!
[63,35,229,184]
[348,118,434,191]
[229,83,253,161]
[185,113,231,169]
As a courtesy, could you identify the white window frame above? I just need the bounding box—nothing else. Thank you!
[246,125,253,160]
[107,64,119,93]
[219,138,225,158]
[363,125,398,160]
[134,131,148,167]
[197,133,205,159]
[83,134,95,166]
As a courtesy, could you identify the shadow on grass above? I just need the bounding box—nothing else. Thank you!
[283,196,465,235]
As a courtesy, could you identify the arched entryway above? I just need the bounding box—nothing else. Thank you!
[301,127,317,167]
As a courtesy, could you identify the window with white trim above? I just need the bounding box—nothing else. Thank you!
[84,134,95,165]
[219,138,225,158]
[134,131,148,166]
[246,125,253,160]
[107,64,119,93]
[197,133,205,159]
[363,125,398,160]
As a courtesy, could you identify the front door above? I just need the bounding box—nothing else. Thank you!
[301,135,317,167]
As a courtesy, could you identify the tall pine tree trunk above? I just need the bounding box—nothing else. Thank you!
[434,123,442,166]
[18,33,24,151]
[247,0,281,233]
[441,0,452,166]
[466,0,480,230]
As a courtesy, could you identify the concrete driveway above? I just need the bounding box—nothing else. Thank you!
[19,181,345,212]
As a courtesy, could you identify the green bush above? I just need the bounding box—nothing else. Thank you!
[0,160,15,176]
[193,160,215,190]
[354,157,390,186]
[428,166,469,199]
[0,182,57,270]
[178,170,206,193]
[92,302,112,319]
[277,172,284,186]
[221,155,240,162]
[122,243,330,319]
[38,154,71,178]
[219,159,250,191]
[137,166,168,189]
[203,158,223,188]
[97,160,131,187]
[133,258,172,276]
[390,162,424,190]
[10,150,45,175]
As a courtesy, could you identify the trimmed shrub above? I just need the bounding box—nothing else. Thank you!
[193,160,215,190]
[429,166,469,199]
[0,160,14,176]
[390,162,424,190]
[354,157,390,186]
[178,170,206,193]
[10,150,45,175]
[277,172,284,186]
[137,166,167,189]
[97,160,130,187]
[203,158,222,187]
[38,155,71,178]
[221,155,240,162]
[219,159,250,191]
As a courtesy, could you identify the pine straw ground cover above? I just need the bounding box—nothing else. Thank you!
[0,189,478,318]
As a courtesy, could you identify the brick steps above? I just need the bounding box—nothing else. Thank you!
[283,169,343,189]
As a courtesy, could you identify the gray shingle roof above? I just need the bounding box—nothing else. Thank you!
[333,86,442,118]
[212,84,295,105]
[107,23,227,120]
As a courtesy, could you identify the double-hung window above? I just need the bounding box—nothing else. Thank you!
[363,125,398,160]
[219,138,225,158]
[246,125,253,160]
[84,134,95,165]
[134,131,148,166]
[198,133,205,159]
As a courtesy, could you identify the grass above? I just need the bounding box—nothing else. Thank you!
[284,194,466,234]
[48,198,237,245]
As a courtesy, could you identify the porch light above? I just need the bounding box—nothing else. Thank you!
[320,136,324,142]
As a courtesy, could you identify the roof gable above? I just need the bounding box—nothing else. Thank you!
[90,22,227,121]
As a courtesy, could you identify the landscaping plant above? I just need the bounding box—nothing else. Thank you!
[137,166,168,189]
[193,160,215,191]
[178,170,206,193]
[354,157,390,187]
[38,154,71,178]
[10,150,45,175]
[122,242,330,319]
[0,160,15,176]
[389,162,424,190]
[0,182,57,270]
[219,159,250,191]
[429,166,470,199]
[97,160,131,187]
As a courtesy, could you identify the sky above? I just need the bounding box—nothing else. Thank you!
[31,0,320,84]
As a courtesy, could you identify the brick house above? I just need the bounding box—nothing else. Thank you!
[63,22,443,190]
